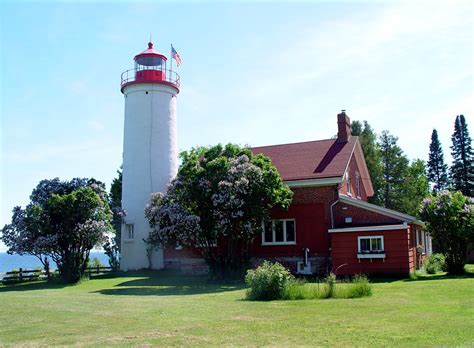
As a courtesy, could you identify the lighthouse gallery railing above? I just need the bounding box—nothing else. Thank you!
[121,66,180,89]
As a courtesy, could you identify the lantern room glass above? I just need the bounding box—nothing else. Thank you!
[135,56,166,72]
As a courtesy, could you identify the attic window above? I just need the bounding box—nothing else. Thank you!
[345,172,351,195]
[356,173,361,198]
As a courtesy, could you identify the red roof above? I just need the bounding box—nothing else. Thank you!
[134,42,167,61]
[250,137,357,182]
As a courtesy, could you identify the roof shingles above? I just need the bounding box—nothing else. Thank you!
[250,137,356,182]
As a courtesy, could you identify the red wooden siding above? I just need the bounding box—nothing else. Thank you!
[338,155,368,201]
[252,203,329,257]
[333,202,402,228]
[331,228,412,276]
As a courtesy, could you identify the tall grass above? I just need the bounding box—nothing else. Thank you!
[282,274,372,300]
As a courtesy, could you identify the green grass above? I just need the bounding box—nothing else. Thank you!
[0,267,473,346]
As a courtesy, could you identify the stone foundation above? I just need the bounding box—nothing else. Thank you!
[164,257,209,275]
[164,256,330,276]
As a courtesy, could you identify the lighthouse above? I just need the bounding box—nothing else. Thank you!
[120,41,180,270]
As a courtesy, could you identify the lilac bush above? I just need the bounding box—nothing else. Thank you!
[419,190,473,274]
[145,144,293,279]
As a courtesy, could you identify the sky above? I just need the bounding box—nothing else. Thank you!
[0,1,473,252]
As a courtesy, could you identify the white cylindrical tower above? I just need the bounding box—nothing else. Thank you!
[120,42,180,270]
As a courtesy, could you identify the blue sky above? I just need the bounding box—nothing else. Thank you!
[1,1,472,251]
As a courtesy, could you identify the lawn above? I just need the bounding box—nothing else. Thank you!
[0,267,473,347]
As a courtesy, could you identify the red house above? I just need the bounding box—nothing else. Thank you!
[164,112,431,276]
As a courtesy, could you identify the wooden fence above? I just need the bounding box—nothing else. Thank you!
[1,266,118,285]
[1,268,45,284]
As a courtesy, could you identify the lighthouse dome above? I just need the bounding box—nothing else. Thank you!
[134,42,167,67]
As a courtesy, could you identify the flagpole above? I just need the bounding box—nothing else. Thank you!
[170,44,173,82]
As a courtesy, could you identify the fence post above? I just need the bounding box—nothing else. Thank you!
[44,258,51,281]
[19,268,23,282]
[96,265,99,275]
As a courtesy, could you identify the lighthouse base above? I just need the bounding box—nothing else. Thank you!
[120,238,164,271]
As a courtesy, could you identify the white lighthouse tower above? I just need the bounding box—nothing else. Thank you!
[120,41,180,270]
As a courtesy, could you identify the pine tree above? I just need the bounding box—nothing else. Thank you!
[427,129,448,193]
[351,120,383,205]
[378,131,409,211]
[450,115,474,196]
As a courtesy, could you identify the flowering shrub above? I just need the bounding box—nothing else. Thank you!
[144,144,293,279]
[145,192,202,247]
[245,261,294,301]
[420,191,473,274]
[1,179,113,283]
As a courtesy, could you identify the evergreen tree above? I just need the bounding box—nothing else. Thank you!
[378,131,409,211]
[103,167,122,269]
[351,120,383,205]
[427,129,448,193]
[109,167,122,248]
[450,115,474,196]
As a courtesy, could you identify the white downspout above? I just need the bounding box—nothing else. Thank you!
[330,199,339,229]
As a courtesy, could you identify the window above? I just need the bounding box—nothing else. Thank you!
[345,172,351,195]
[355,173,361,198]
[125,224,134,240]
[420,230,426,254]
[358,236,384,255]
[262,219,296,245]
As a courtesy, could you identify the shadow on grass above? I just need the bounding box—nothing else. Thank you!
[403,271,474,282]
[0,280,70,292]
[94,270,246,297]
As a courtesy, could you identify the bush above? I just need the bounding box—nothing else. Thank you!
[323,272,337,299]
[88,257,104,269]
[245,261,294,301]
[423,253,446,274]
[344,274,372,298]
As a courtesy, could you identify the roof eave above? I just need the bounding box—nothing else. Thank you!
[285,177,342,188]
[338,194,425,227]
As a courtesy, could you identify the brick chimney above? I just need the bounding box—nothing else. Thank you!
[337,110,351,143]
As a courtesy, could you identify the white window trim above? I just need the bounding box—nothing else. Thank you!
[357,253,386,259]
[357,235,385,255]
[355,172,361,199]
[262,219,297,246]
[345,172,352,196]
[123,223,135,242]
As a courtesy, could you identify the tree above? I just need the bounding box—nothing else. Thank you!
[401,159,430,217]
[144,144,293,279]
[1,178,113,283]
[420,191,473,274]
[351,120,383,205]
[427,129,449,193]
[378,131,409,211]
[104,167,122,269]
[450,115,474,196]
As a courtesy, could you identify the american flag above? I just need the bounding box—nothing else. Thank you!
[171,45,182,67]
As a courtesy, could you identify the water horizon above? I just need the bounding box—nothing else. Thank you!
[0,252,110,278]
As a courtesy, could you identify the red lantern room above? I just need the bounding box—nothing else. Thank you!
[121,41,180,93]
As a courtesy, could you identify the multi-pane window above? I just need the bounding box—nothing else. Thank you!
[125,224,134,240]
[262,219,296,245]
[358,236,384,254]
